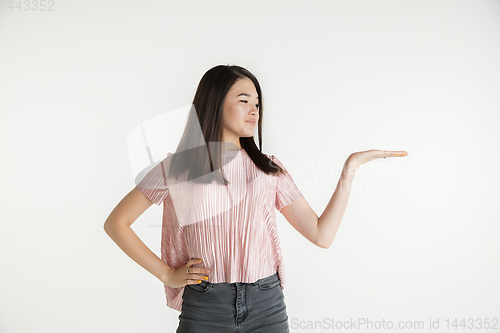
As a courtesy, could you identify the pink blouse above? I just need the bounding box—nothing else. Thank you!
[135,148,303,312]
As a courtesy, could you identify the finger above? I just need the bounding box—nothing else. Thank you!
[190,271,209,280]
[187,258,203,271]
[189,258,203,265]
[392,151,408,156]
[190,267,210,275]
[382,151,408,157]
[190,278,203,284]
[187,266,208,275]
[187,266,209,278]
[190,272,208,282]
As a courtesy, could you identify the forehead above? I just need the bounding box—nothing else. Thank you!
[229,78,259,98]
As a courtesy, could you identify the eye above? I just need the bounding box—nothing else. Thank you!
[240,100,260,108]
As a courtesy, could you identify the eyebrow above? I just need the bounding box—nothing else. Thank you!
[237,93,260,100]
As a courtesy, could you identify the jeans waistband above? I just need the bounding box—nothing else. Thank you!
[199,271,279,288]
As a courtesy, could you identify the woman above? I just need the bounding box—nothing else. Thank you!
[103,64,408,332]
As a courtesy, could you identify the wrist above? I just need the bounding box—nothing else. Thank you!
[158,264,173,285]
[345,155,359,173]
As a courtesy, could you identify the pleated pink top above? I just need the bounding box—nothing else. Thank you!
[135,148,303,312]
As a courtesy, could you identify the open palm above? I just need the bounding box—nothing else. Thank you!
[349,149,409,169]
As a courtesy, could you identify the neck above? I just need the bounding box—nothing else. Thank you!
[221,141,242,151]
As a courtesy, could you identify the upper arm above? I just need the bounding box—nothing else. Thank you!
[270,154,322,247]
[104,157,170,229]
[104,187,155,229]
[280,196,322,248]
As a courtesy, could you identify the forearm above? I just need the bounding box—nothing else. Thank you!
[104,221,172,283]
[317,156,357,248]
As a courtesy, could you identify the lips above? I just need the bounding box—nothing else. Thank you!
[246,120,256,126]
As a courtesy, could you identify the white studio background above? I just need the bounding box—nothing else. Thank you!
[1,1,499,332]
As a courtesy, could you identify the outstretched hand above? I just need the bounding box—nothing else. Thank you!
[348,149,409,169]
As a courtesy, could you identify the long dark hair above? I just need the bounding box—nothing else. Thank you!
[167,64,287,185]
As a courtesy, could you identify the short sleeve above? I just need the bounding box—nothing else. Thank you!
[135,158,170,206]
[271,155,304,213]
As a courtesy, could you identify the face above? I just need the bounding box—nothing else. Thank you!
[221,77,260,148]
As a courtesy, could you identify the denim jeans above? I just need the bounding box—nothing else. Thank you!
[176,271,290,333]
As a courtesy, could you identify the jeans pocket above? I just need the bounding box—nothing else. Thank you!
[186,280,211,292]
[257,279,280,290]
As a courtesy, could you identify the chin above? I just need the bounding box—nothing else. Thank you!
[238,129,255,137]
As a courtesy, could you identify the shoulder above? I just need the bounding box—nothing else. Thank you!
[265,154,286,167]
[264,153,275,160]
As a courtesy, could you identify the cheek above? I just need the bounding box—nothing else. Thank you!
[223,111,234,127]
[224,106,243,126]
